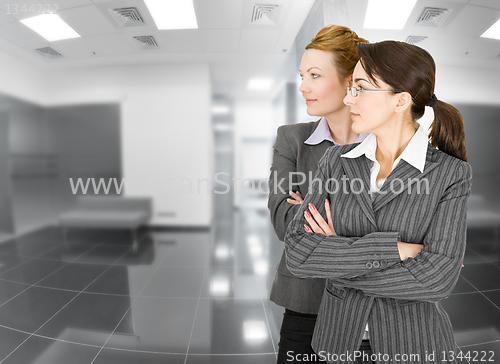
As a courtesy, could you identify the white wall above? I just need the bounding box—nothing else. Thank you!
[0,50,213,227]
[0,49,46,105]
[234,100,278,207]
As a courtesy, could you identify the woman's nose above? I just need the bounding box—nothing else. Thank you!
[343,93,354,106]
[298,79,307,93]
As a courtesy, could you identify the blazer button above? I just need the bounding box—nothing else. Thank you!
[372,261,380,268]
[381,260,388,267]
[365,262,373,269]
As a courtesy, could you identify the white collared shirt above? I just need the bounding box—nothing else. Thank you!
[341,124,429,196]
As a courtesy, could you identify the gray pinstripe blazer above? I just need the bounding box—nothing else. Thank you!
[268,121,329,314]
[285,142,472,363]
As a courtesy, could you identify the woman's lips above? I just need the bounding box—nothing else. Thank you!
[350,112,359,118]
[305,99,316,104]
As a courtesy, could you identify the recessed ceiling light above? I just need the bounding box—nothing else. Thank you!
[20,14,80,42]
[363,0,418,30]
[481,19,500,40]
[248,78,274,91]
[144,0,198,30]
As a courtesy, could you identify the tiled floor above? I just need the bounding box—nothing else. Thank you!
[0,198,499,363]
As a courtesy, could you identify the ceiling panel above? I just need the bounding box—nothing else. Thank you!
[45,35,102,59]
[68,33,135,57]
[41,0,94,11]
[421,33,478,57]
[0,21,46,47]
[445,5,500,36]
[200,29,239,52]
[239,29,281,53]
[59,5,116,36]
[469,0,500,10]
[194,0,242,29]
[155,30,203,53]
[0,9,15,25]
[0,0,46,20]
[274,31,297,54]
[469,36,500,59]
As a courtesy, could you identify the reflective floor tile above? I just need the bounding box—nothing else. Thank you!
[468,243,500,262]
[188,299,276,354]
[141,266,206,298]
[463,249,489,265]
[36,292,132,345]
[262,300,284,349]
[483,289,500,308]
[36,263,108,291]
[0,335,101,364]
[200,266,263,299]
[459,341,500,363]
[83,265,135,296]
[451,276,477,295]
[8,240,63,258]
[0,286,77,333]
[37,243,96,261]
[0,258,67,285]
[105,296,198,353]
[0,325,31,362]
[0,240,21,254]
[160,244,210,267]
[0,253,32,275]
[0,279,30,306]
[442,292,500,346]
[460,262,500,291]
[185,354,277,364]
[93,348,186,364]
[72,245,131,265]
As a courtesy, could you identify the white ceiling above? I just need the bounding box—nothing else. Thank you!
[0,0,499,100]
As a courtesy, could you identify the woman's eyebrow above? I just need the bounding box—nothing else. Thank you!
[354,77,370,83]
[298,67,322,73]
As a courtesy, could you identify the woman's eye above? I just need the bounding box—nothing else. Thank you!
[312,74,319,79]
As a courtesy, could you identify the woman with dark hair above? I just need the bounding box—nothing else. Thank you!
[284,40,471,363]
[268,25,368,363]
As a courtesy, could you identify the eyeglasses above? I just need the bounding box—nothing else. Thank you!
[346,86,401,97]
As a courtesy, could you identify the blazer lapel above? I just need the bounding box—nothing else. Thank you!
[372,144,439,212]
[309,140,333,168]
[340,156,377,228]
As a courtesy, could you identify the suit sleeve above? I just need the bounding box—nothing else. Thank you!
[268,126,304,241]
[285,149,472,303]
[284,148,403,279]
[332,162,472,303]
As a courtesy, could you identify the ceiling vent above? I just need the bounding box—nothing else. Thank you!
[110,7,146,27]
[34,47,63,59]
[405,35,428,45]
[251,4,280,25]
[133,36,159,50]
[416,7,451,27]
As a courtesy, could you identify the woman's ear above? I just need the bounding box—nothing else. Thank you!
[394,92,412,114]
[346,75,353,88]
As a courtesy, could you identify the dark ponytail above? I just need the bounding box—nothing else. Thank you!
[429,100,467,162]
[357,41,468,162]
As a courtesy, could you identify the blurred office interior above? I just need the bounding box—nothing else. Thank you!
[0,0,499,363]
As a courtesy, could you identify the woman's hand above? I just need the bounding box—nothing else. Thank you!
[303,200,337,236]
[287,191,303,205]
[397,242,424,261]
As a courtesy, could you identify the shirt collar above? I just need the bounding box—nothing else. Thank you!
[304,117,369,145]
[341,124,429,173]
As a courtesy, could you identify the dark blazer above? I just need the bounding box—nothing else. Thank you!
[268,120,330,314]
[285,142,472,363]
